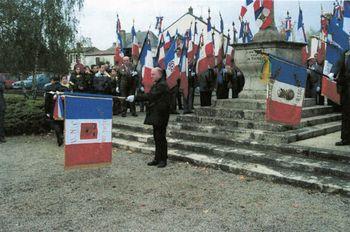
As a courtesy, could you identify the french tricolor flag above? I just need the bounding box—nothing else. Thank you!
[64,93,113,168]
[131,24,139,60]
[344,0,350,35]
[295,7,308,65]
[165,37,180,89]
[164,31,172,50]
[53,94,64,121]
[180,37,189,98]
[140,39,154,93]
[266,55,307,126]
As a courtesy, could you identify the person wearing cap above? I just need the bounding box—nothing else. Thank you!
[44,75,69,146]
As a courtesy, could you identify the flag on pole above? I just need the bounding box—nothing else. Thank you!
[225,34,234,66]
[321,76,341,105]
[216,13,225,67]
[265,55,307,126]
[180,36,189,98]
[254,0,273,30]
[140,39,154,93]
[196,12,215,75]
[344,0,350,35]
[131,22,139,61]
[285,12,292,41]
[240,6,248,18]
[114,15,124,64]
[328,12,349,50]
[295,6,308,64]
[323,42,344,75]
[317,11,328,64]
[156,33,166,69]
[64,93,113,168]
[165,37,181,89]
[53,94,64,120]
[164,31,172,50]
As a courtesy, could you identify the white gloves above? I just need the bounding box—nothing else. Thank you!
[116,87,120,93]
[316,86,320,92]
[126,95,135,102]
[328,73,334,80]
[131,71,138,76]
[140,86,144,92]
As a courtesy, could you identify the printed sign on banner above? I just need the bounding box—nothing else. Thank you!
[64,93,113,168]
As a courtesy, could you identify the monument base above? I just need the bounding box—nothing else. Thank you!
[234,41,306,93]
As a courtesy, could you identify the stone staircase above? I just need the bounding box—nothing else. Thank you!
[112,94,349,196]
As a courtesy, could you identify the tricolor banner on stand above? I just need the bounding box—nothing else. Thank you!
[64,93,113,168]
[264,54,307,126]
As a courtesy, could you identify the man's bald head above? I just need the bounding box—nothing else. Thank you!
[151,67,163,82]
[122,56,130,64]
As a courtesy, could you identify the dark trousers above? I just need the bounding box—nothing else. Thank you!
[200,91,212,106]
[177,89,183,110]
[113,99,122,115]
[183,87,194,113]
[153,125,167,162]
[0,109,5,139]
[170,88,178,113]
[216,85,229,99]
[341,111,350,142]
[121,101,136,115]
[50,120,64,145]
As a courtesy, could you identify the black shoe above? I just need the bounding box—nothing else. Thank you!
[335,140,350,146]
[57,140,63,147]
[0,138,6,143]
[170,111,179,114]
[147,160,159,166]
[121,113,126,117]
[183,111,193,114]
[132,113,138,117]
[157,161,167,168]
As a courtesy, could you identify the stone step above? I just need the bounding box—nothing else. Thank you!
[213,98,316,110]
[169,120,341,144]
[165,138,350,180]
[112,138,350,196]
[239,91,266,99]
[194,105,334,120]
[111,121,349,164]
[175,113,341,132]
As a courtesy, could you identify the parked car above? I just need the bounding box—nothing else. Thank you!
[12,73,52,90]
[0,73,17,89]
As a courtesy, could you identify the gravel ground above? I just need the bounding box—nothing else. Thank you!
[1,135,349,232]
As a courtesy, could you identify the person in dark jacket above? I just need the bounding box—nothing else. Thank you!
[93,64,112,95]
[199,68,216,106]
[216,66,230,99]
[70,66,86,92]
[44,75,69,146]
[183,63,197,114]
[335,50,350,146]
[119,56,137,117]
[229,65,245,98]
[126,67,170,168]
[0,75,6,143]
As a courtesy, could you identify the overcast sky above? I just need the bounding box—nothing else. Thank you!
[77,0,334,50]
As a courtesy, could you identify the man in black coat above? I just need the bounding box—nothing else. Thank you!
[126,67,170,168]
[119,56,137,117]
[44,75,69,146]
[198,68,216,106]
[0,75,6,143]
[335,50,350,146]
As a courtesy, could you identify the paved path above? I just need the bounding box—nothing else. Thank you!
[1,135,349,231]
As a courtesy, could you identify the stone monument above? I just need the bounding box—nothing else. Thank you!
[234,1,306,94]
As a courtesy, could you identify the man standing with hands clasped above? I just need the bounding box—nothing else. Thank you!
[125,68,170,168]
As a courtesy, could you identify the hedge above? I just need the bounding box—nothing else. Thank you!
[4,94,50,135]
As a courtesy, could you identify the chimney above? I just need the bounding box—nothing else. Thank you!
[188,6,193,15]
